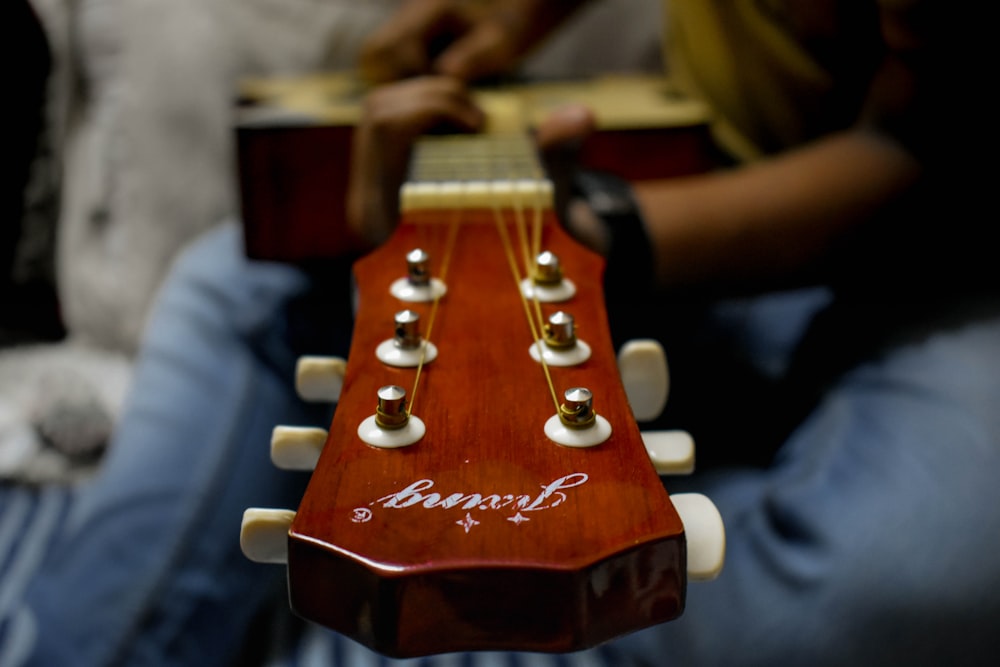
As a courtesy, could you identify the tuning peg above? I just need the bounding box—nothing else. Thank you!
[643,430,695,475]
[295,356,346,402]
[671,493,725,581]
[520,251,576,303]
[271,425,327,470]
[617,339,669,422]
[240,508,296,564]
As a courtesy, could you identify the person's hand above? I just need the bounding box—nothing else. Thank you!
[346,77,596,250]
[346,76,485,246]
[360,0,585,84]
[532,104,604,250]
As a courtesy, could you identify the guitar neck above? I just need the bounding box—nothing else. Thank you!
[402,132,552,211]
[283,130,686,657]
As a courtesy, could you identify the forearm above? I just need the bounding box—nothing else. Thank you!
[633,128,921,294]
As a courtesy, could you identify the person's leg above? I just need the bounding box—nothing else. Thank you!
[17,221,352,667]
[0,484,73,666]
[621,296,1000,666]
[644,286,835,469]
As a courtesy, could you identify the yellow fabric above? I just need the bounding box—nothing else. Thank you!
[664,1,841,162]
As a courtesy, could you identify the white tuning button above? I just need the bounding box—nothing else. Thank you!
[295,356,346,402]
[271,426,327,470]
[357,385,425,449]
[618,339,669,422]
[643,430,695,475]
[544,387,612,448]
[671,493,725,581]
[240,508,295,564]
[519,251,576,303]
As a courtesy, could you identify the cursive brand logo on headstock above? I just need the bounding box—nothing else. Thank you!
[352,473,590,532]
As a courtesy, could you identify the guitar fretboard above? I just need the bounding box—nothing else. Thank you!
[401,134,554,211]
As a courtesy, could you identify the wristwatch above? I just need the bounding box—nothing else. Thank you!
[570,170,655,298]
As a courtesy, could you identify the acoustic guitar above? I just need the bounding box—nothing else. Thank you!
[234,71,714,263]
[239,85,723,659]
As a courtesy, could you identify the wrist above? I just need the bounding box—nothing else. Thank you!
[569,170,656,296]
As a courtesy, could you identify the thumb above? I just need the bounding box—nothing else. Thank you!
[535,103,596,152]
[535,104,597,232]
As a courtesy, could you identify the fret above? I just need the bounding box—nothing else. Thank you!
[401,134,553,211]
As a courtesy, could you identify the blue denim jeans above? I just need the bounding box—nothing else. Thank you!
[13,222,339,666]
[7,222,1000,666]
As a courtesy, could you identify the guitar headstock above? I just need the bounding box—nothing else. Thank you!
[241,134,723,658]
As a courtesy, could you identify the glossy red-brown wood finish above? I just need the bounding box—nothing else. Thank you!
[287,208,685,657]
[237,123,714,264]
[238,124,358,262]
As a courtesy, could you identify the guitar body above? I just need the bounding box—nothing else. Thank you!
[286,206,686,657]
[236,72,714,263]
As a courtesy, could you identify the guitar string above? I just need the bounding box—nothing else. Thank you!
[402,133,562,419]
[512,187,536,290]
[399,137,469,419]
[492,190,561,414]
[492,134,561,414]
[509,184,551,347]
[522,147,565,412]
[524,163,563,415]
[406,209,461,418]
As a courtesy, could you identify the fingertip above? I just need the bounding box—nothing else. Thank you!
[554,103,598,130]
[469,105,488,131]
[536,103,597,149]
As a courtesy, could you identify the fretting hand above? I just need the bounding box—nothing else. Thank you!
[346,76,485,247]
[359,0,586,84]
[346,75,595,249]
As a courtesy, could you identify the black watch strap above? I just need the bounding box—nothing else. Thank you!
[570,170,656,299]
